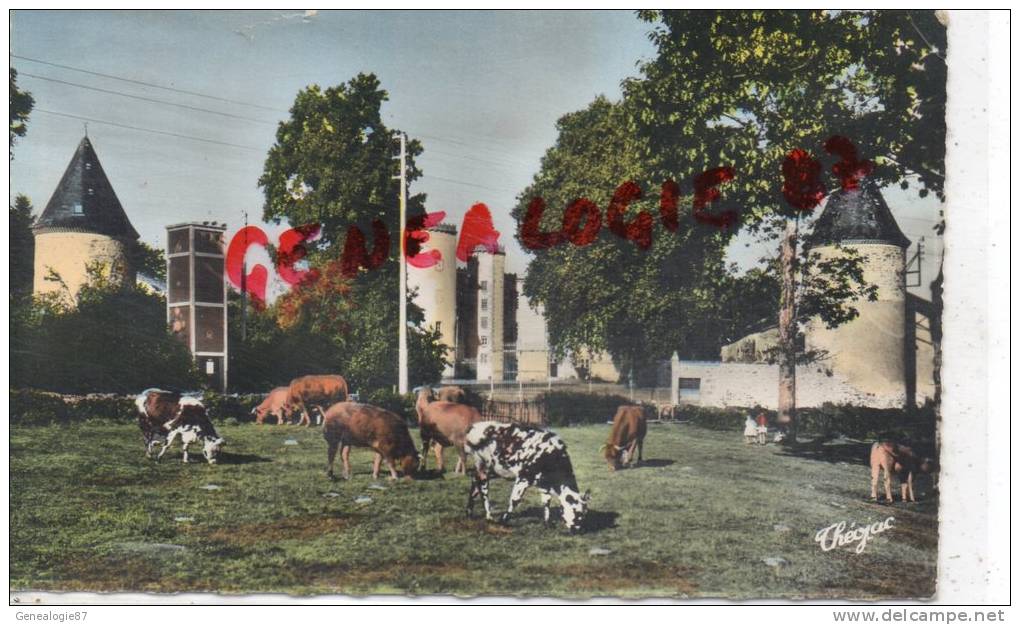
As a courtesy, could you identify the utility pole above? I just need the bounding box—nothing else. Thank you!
[240,211,248,341]
[394,134,409,394]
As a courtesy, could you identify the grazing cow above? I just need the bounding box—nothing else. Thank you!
[870,441,935,503]
[159,398,225,465]
[322,402,419,480]
[134,389,224,464]
[415,388,484,473]
[464,421,590,532]
[288,374,349,426]
[253,386,294,425]
[602,405,647,471]
[134,388,189,458]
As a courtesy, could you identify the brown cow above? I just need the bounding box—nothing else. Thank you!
[870,441,934,503]
[288,374,349,426]
[322,402,419,480]
[435,385,467,404]
[253,386,294,425]
[415,388,484,474]
[602,405,647,471]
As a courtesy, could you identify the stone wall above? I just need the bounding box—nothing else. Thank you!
[33,232,133,303]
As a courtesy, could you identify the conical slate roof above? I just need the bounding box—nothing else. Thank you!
[33,137,139,239]
[806,180,910,249]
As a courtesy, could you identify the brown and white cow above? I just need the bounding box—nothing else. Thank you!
[602,405,647,471]
[870,441,934,503]
[322,402,419,480]
[288,374,349,426]
[134,389,224,464]
[253,386,294,425]
[414,387,484,474]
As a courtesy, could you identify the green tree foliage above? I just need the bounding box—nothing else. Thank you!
[11,263,200,393]
[9,194,35,298]
[512,97,795,382]
[628,10,946,218]
[129,241,167,282]
[10,68,34,158]
[250,74,446,392]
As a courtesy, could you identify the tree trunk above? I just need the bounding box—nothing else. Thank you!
[777,218,799,438]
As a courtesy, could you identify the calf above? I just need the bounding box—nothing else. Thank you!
[464,421,590,532]
[322,402,419,480]
[870,441,934,503]
[159,397,225,465]
[602,405,647,471]
[289,374,349,426]
[415,388,484,473]
[253,386,294,425]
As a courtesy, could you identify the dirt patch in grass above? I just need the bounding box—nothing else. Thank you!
[440,516,515,536]
[295,561,472,593]
[46,555,195,593]
[187,513,360,546]
[539,560,700,596]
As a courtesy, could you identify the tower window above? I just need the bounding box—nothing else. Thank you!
[71,203,83,215]
[480,317,488,329]
[85,162,92,171]
[87,188,95,196]
[480,280,488,292]
[480,336,488,346]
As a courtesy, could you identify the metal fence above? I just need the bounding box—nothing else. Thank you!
[447,378,672,403]
[479,398,547,426]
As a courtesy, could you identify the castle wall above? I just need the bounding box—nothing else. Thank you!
[672,361,903,409]
[32,232,134,303]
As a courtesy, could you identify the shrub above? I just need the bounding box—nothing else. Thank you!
[536,391,634,427]
[10,389,135,425]
[363,388,416,423]
[201,392,264,423]
[679,405,755,431]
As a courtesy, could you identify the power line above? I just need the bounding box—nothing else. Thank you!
[33,109,264,151]
[19,72,279,126]
[421,174,518,195]
[11,54,288,113]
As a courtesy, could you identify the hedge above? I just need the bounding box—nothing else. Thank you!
[535,391,635,427]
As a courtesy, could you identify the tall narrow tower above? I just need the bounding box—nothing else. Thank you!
[405,223,458,379]
[474,248,506,382]
[804,181,911,408]
[166,222,228,391]
[32,136,139,301]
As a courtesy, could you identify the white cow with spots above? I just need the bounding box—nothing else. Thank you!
[464,421,590,532]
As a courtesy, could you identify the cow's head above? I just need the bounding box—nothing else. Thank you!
[560,488,591,533]
[203,437,225,464]
[601,443,623,471]
[399,449,421,479]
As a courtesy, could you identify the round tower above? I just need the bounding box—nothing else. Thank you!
[406,223,458,378]
[804,181,911,408]
[32,136,139,302]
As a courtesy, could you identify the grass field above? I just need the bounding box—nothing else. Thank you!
[9,421,938,599]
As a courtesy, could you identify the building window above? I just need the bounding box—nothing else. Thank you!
[480,336,488,346]
[480,280,488,291]
[87,188,95,196]
[85,162,92,171]
[480,353,488,364]
[480,317,488,329]
[71,202,83,215]
[480,298,488,311]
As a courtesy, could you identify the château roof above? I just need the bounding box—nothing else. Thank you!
[33,137,139,239]
[806,180,910,249]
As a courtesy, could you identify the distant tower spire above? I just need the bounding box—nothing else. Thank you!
[83,122,88,138]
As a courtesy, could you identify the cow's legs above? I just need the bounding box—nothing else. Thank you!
[314,406,324,426]
[340,445,352,480]
[625,440,639,467]
[326,438,340,480]
[883,466,893,502]
[455,448,467,474]
[371,452,382,480]
[419,435,431,472]
[467,470,491,519]
[433,442,445,473]
[385,457,398,480]
[499,478,531,524]
[540,490,553,527]
[870,462,880,500]
[637,438,644,462]
[180,440,191,464]
[157,431,180,462]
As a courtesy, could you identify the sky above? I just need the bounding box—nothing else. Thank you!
[10,10,944,297]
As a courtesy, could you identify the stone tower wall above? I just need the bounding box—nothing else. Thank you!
[32,232,134,303]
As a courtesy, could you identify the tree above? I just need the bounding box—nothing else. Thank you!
[512,97,741,383]
[255,74,446,391]
[10,194,35,298]
[10,68,34,158]
[11,263,200,393]
[627,10,945,431]
[130,241,167,282]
